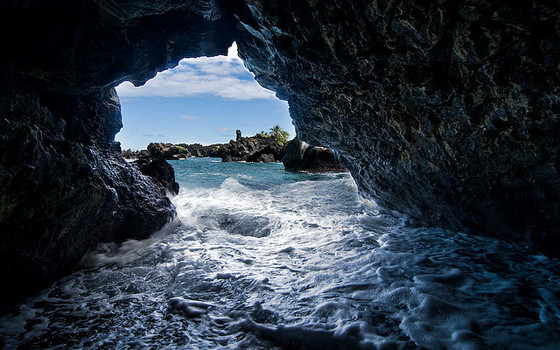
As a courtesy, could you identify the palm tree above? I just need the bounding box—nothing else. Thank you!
[269,125,290,146]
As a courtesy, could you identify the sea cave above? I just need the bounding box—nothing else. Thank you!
[0,0,559,348]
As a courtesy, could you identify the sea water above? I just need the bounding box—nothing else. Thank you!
[1,158,559,349]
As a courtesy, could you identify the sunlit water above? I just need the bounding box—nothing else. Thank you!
[1,158,559,349]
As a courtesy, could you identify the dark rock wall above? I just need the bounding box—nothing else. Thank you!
[0,0,237,306]
[0,89,174,305]
[0,0,236,93]
[233,0,560,254]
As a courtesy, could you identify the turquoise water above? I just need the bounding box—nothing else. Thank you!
[1,158,559,349]
[171,158,337,191]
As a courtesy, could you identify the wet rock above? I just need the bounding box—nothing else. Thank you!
[0,0,233,307]
[133,157,180,195]
[1,0,560,311]
[0,89,175,308]
[283,138,345,172]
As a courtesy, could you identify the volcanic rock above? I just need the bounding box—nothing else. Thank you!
[0,89,175,308]
[283,138,345,172]
[234,0,560,254]
[133,157,180,195]
[136,132,286,163]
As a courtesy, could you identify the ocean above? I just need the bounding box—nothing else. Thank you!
[1,158,559,349]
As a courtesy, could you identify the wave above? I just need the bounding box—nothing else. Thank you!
[1,161,559,349]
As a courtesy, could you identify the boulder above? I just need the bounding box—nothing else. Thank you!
[147,143,190,159]
[283,138,345,172]
[133,157,180,195]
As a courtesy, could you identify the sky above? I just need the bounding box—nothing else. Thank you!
[115,43,295,151]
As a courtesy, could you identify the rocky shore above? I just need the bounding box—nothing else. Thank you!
[123,130,286,162]
[123,130,345,173]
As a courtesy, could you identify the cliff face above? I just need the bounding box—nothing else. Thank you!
[233,1,560,254]
[0,0,559,305]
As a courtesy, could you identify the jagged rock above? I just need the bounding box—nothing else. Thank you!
[0,89,175,308]
[139,132,286,163]
[283,138,345,172]
[182,143,209,157]
[147,143,190,159]
[220,134,286,162]
[235,0,560,255]
[133,157,180,195]
[0,0,236,307]
[122,149,150,159]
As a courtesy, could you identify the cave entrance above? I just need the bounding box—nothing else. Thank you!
[115,42,295,152]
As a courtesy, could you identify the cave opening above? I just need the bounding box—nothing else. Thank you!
[114,42,295,152]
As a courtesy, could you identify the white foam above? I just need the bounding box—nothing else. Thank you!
[1,170,559,349]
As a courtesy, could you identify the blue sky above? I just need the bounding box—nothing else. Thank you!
[116,43,295,151]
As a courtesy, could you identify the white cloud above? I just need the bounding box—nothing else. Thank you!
[214,127,233,133]
[181,115,199,121]
[116,42,276,101]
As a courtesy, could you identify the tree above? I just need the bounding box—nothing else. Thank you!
[269,125,290,146]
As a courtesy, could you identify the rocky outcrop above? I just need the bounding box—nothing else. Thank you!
[219,133,286,162]
[0,0,234,307]
[147,143,191,160]
[132,157,180,195]
[234,1,560,255]
[283,138,345,172]
[127,130,286,163]
[122,149,150,159]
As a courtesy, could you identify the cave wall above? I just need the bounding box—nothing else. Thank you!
[0,0,237,307]
[1,0,559,306]
[233,0,560,255]
[0,89,175,304]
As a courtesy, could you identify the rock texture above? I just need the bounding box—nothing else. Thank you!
[132,157,180,195]
[234,1,560,255]
[0,89,175,307]
[0,0,236,93]
[283,138,345,172]
[0,0,236,307]
[219,133,286,162]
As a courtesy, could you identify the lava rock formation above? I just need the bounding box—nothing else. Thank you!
[126,130,286,163]
[283,138,345,172]
[234,0,560,255]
